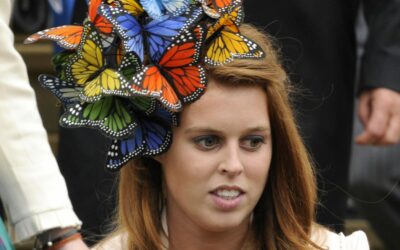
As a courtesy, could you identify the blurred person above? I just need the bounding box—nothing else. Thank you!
[347,10,400,250]
[244,0,400,232]
[0,0,90,249]
[350,119,400,250]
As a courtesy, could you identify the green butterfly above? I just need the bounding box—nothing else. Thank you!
[60,95,155,139]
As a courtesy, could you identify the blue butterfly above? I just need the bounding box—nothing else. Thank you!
[140,0,190,20]
[106,103,177,171]
[38,74,82,105]
[99,4,202,62]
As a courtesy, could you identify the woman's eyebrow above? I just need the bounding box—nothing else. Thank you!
[184,127,222,134]
[245,126,271,134]
[184,126,271,135]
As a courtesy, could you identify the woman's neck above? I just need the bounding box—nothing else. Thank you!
[163,210,254,250]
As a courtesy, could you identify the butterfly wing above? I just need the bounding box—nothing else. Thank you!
[140,0,165,19]
[67,27,102,85]
[66,24,126,102]
[205,7,263,66]
[99,4,145,61]
[84,69,122,100]
[137,104,176,155]
[60,96,138,138]
[145,7,203,62]
[118,52,142,80]
[161,0,190,17]
[165,65,206,103]
[51,50,76,79]
[127,26,206,111]
[130,96,157,114]
[211,0,241,12]
[198,0,220,18]
[129,65,182,111]
[68,37,104,101]
[161,26,207,103]
[24,25,83,50]
[106,138,144,171]
[106,103,176,170]
[206,5,242,39]
[133,116,172,155]
[145,15,188,62]
[205,28,264,66]
[118,0,144,16]
[88,0,113,34]
[38,74,82,105]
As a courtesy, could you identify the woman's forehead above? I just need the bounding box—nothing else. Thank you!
[178,80,270,129]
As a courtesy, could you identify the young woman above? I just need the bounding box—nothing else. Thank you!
[92,25,369,250]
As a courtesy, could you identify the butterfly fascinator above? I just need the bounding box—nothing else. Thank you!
[25,0,265,171]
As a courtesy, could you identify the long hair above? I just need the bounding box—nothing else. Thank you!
[105,24,319,250]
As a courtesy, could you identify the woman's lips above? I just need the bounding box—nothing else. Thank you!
[210,185,245,210]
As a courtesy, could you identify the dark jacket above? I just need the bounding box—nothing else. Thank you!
[243,0,400,230]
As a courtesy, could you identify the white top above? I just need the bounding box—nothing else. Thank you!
[93,229,369,250]
[0,0,81,242]
[311,228,369,250]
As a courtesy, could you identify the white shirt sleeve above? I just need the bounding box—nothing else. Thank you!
[0,0,81,242]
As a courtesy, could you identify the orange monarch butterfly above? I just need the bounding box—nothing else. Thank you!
[198,0,241,18]
[24,0,113,50]
[126,25,207,112]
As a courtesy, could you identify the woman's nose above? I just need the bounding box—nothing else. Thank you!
[217,144,244,176]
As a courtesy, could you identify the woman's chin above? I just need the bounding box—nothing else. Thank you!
[196,211,251,233]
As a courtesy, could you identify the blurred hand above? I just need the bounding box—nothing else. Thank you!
[356,88,400,145]
[37,227,89,250]
[59,238,90,250]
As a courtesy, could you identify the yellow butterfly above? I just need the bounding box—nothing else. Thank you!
[205,5,264,66]
[118,0,144,16]
[66,24,126,102]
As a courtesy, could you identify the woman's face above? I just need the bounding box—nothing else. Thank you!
[158,80,272,233]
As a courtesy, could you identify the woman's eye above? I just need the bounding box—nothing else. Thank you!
[241,136,265,151]
[193,135,220,150]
